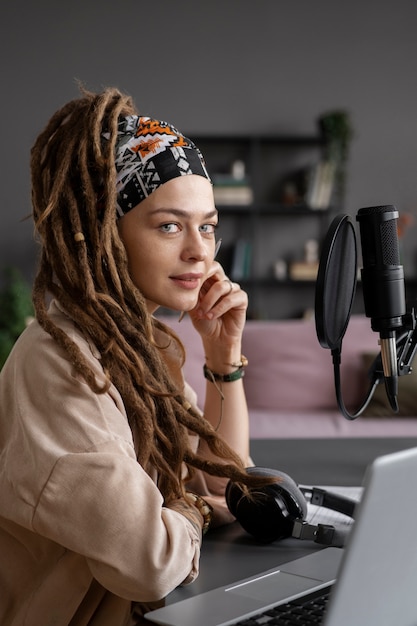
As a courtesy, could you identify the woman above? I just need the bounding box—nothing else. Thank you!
[0,87,270,625]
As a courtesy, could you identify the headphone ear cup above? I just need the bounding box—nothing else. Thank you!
[226,466,308,543]
[225,478,243,518]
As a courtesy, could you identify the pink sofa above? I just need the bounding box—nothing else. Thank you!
[157,314,417,438]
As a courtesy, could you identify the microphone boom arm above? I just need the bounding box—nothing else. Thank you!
[335,305,417,420]
[397,307,417,377]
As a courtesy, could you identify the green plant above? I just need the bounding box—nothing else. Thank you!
[318,110,354,203]
[0,267,34,369]
[318,110,353,158]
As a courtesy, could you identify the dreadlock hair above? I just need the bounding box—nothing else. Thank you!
[30,86,273,504]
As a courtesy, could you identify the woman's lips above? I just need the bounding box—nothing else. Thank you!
[170,274,202,290]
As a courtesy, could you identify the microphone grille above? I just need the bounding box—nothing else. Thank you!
[381,219,400,265]
[357,204,400,266]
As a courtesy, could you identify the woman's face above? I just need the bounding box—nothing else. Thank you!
[117,175,218,314]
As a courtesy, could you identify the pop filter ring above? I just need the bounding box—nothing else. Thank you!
[315,214,357,351]
[315,214,379,420]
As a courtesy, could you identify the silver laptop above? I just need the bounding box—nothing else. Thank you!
[145,446,417,626]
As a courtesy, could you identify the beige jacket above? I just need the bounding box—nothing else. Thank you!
[0,302,234,625]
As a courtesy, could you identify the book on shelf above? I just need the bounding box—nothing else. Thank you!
[288,260,319,281]
[212,172,254,206]
[305,160,336,210]
[230,239,252,281]
[217,240,252,281]
[213,184,254,205]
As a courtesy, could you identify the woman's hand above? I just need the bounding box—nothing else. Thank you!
[189,262,251,462]
[167,496,205,537]
[188,262,248,346]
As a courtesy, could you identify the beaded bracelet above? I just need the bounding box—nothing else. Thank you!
[203,355,248,383]
[185,492,213,535]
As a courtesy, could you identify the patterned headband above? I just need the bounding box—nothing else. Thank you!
[103,115,211,217]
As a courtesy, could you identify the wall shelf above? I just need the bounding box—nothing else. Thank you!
[191,131,344,319]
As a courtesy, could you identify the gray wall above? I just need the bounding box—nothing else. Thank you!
[2,0,417,284]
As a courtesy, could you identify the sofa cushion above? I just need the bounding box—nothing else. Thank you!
[242,316,378,412]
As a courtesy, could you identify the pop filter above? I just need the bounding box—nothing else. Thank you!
[315,214,357,352]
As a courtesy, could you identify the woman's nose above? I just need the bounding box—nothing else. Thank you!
[181,234,208,261]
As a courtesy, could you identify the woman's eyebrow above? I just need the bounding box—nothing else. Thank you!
[149,207,218,219]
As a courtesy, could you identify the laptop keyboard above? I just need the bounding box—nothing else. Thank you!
[235,585,332,625]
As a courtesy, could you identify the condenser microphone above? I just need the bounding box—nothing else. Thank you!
[356,205,406,411]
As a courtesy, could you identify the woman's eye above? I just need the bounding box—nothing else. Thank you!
[199,223,217,234]
[160,223,180,233]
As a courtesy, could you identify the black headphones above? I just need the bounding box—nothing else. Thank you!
[226,466,356,547]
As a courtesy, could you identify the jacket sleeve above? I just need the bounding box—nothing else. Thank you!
[33,439,201,603]
[6,314,202,603]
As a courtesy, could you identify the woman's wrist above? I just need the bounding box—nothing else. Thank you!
[168,495,212,537]
[203,355,248,383]
[203,343,243,375]
[185,492,213,535]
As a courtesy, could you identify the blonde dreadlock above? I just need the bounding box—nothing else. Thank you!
[30,86,271,504]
